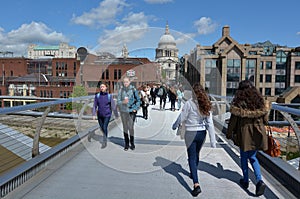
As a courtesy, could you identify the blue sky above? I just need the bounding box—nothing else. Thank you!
[0,0,299,60]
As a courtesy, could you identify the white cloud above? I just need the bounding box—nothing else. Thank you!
[71,0,128,27]
[194,17,218,35]
[297,32,300,35]
[0,22,69,56]
[175,33,196,45]
[94,12,149,55]
[144,0,173,4]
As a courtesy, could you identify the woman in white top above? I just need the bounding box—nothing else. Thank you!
[172,83,216,197]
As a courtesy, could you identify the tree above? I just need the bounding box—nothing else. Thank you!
[66,86,88,113]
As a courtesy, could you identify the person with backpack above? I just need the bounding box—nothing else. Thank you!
[157,83,167,110]
[91,83,118,149]
[117,77,141,151]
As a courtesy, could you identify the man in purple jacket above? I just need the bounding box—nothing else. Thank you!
[91,83,118,148]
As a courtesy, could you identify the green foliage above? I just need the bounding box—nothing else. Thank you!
[66,86,88,113]
[286,151,300,160]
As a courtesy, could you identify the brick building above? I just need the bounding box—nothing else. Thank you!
[184,25,300,100]
[78,51,161,95]
[0,56,80,108]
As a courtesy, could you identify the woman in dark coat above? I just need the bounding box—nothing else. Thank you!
[226,80,269,196]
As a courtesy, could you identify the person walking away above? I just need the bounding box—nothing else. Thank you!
[117,77,141,151]
[172,83,216,197]
[226,80,269,196]
[92,83,118,148]
[177,86,184,110]
[157,83,167,110]
[169,86,177,111]
[150,85,157,105]
[140,85,150,119]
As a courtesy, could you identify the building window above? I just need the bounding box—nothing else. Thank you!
[266,61,272,69]
[276,50,287,64]
[265,75,272,82]
[295,75,300,83]
[295,62,300,70]
[260,61,263,69]
[260,75,263,82]
[106,69,109,79]
[246,60,256,81]
[275,75,285,82]
[227,59,241,91]
[118,69,122,80]
[265,88,271,96]
[101,70,105,80]
[114,69,117,80]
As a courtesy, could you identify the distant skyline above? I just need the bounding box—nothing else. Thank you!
[0,0,299,59]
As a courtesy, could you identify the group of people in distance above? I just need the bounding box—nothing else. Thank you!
[91,76,269,197]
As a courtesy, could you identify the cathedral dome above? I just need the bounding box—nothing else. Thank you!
[158,24,176,49]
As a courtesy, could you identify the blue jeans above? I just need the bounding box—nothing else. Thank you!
[97,116,111,143]
[184,130,207,184]
[240,149,262,183]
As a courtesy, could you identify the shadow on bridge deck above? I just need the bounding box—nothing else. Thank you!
[2,101,297,199]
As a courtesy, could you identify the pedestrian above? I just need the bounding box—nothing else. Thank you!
[150,85,157,105]
[140,85,150,119]
[157,83,167,110]
[172,83,217,197]
[117,77,141,151]
[169,86,177,111]
[226,80,269,196]
[91,83,118,149]
[176,86,184,110]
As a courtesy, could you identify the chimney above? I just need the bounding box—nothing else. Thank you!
[222,25,230,37]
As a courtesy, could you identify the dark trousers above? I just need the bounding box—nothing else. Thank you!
[159,97,166,109]
[142,106,148,118]
[170,99,176,111]
[151,95,156,105]
[97,116,111,143]
[120,112,136,146]
[184,130,207,184]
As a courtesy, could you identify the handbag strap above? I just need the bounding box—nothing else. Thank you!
[266,123,273,136]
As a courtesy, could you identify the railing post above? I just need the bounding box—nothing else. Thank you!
[277,111,300,170]
[32,107,51,158]
[76,100,90,133]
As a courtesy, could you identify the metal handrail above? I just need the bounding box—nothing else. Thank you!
[0,95,114,198]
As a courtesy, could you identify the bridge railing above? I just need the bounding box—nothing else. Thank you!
[0,95,117,198]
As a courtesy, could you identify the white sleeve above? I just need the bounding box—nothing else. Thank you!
[205,112,217,148]
[180,101,190,123]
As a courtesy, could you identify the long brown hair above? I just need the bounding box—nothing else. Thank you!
[192,83,212,116]
[231,80,265,110]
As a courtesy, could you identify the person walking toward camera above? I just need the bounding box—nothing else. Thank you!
[92,83,118,148]
[169,86,177,111]
[150,85,157,105]
[117,77,141,151]
[172,83,216,197]
[226,80,269,196]
[140,85,150,119]
[176,86,184,110]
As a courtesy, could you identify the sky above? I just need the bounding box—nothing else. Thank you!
[0,0,300,60]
